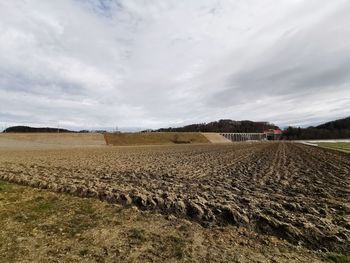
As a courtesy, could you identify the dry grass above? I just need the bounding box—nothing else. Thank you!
[104,132,209,146]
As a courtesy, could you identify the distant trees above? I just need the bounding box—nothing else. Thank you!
[152,116,350,140]
[5,116,349,139]
[3,126,107,133]
[282,116,350,140]
[153,119,278,133]
[4,126,73,133]
[316,116,350,130]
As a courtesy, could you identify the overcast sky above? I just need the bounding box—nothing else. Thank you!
[1,0,350,130]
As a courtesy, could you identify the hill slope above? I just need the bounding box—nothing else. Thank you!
[4,126,74,133]
[154,119,278,133]
[104,132,209,146]
[0,133,106,148]
[315,116,350,130]
[202,133,232,143]
[283,116,350,140]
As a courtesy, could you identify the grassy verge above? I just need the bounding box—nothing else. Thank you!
[318,142,350,153]
[328,254,350,263]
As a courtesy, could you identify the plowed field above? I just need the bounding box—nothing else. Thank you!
[0,142,349,253]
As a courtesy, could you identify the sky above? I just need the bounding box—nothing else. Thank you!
[1,0,350,131]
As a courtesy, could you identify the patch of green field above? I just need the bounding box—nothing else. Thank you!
[167,235,189,260]
[129,228,147,242]
[318,142,350,153]
[328,254,350,263]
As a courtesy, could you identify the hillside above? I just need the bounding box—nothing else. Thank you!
[283,116,350,140]
[0,133,106,148]
[104,132,209,146]
[4,126,74,133]
[315,116,350,130]
[154,119,278,133]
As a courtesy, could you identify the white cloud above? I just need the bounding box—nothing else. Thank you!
[0,0,349,130]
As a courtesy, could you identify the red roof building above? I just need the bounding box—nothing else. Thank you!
[263,129,282,140]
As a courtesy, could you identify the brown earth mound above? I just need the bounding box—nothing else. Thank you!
[0,133,106,147]
[202,133,232,143]
[104,132,209,146]
[0,142,349,253]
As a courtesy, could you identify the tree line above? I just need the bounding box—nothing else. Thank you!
[154,119,279,133]
[282,117,350,140]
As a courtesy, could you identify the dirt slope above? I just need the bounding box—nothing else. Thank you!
[0,133,106,148]
[201,133,232,143]
[104,132,209,146]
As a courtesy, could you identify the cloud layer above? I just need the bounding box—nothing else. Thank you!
[1,0,349,130]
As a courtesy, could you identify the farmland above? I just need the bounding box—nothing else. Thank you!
[0,137,349,261]
[318,142,350,153]
[0,180,331,263]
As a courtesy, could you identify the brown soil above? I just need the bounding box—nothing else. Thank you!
[104,132,209,146]
[202,133,232,143]
[0,180,327,263]
[0,133,106,148]
[0,142,349,254]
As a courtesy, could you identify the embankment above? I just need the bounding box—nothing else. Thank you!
[104,132,210,146]
[0,133,106,148]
